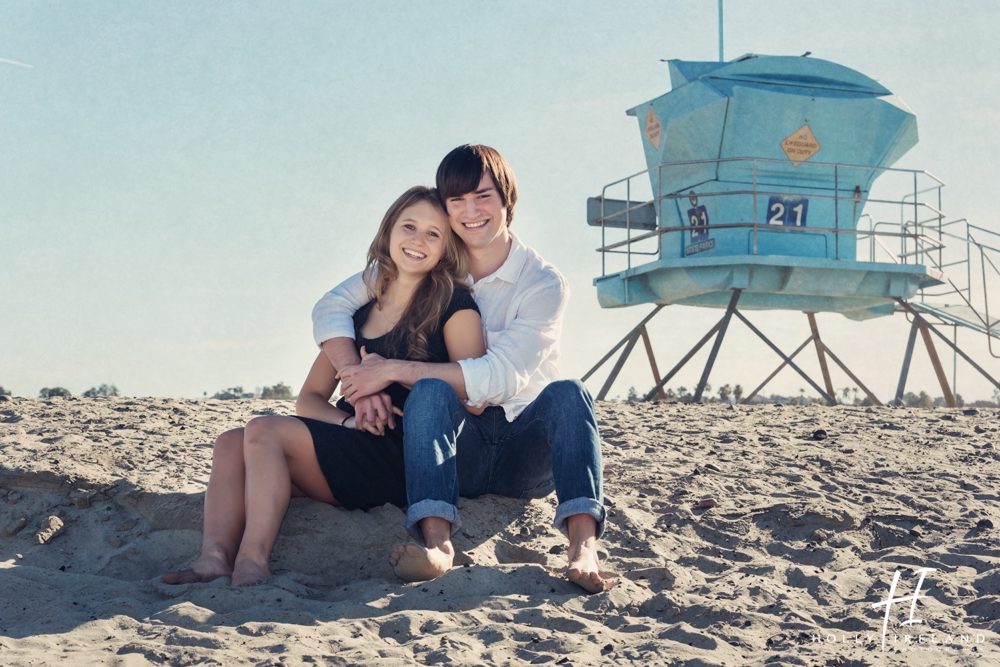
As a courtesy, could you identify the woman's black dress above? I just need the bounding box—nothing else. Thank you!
[295,288,478,510]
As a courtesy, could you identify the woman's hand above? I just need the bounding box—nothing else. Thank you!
[351,392,403,436]
[337,347,396,402]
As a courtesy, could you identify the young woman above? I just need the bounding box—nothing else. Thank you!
[163,186,485,587]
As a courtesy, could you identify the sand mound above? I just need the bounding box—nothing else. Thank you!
[2,396,999,665]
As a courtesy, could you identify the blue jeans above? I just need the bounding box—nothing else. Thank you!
[401,378,605,543]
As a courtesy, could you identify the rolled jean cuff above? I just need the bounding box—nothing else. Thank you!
[553,497,606,540]
[405,499,462,544]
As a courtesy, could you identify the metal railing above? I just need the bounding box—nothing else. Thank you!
[592,157,1000,355]
[593,157,945,276]
[970,225,1000,356]
[911,220,1000,358]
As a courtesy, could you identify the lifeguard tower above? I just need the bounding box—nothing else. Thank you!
[584,54,1000,405]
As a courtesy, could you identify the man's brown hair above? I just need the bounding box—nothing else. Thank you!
[436,144,518,226]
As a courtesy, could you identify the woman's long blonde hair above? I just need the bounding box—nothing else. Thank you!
[363,186,469,361]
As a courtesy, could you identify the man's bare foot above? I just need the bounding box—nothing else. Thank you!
[162,554,231,585]
[565,514,618,594]
[390,543,453,583]
[566,540,618,594]
[231,558,272,587]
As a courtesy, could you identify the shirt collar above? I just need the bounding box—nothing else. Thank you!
[474,232,528,286]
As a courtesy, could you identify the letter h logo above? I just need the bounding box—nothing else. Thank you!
[871,568,936,651]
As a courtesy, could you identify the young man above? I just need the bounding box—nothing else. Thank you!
[313,144,613,593]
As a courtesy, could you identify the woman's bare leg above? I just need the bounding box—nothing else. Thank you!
[163,428,247,583]
[231,416,336,586]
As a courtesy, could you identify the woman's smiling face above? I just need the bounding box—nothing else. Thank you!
[388,200,449,277]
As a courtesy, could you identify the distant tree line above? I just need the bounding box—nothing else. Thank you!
[261,382,293,400]
[212,386,254,400]
[211,383,293,400]
[83,384,119,397]
[618,383,1000,408]
[8,379,997,406]
[37,384,119,398]
[3,381,295,400]
[624,383,743,404]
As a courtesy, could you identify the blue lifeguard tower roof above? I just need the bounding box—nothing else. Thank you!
[663,55,891,93]
[590,53,941,321]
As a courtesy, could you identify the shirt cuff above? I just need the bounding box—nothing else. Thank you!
[313,323,358,348]
[456,357,490,407]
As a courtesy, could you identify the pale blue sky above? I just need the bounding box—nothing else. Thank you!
[2,1,998,401]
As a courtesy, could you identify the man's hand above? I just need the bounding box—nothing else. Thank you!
[352,392,404,436]
[338,347,395,403]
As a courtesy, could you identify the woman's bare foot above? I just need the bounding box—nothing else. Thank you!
[231,558,272,587]
[390,543,453,583]
[162,554,231,585]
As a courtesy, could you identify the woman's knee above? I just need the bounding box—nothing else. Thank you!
[242,416,289,451]
[243,416,311,460]
[213,428,245,463]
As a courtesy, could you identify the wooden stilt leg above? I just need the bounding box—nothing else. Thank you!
[807,313,836,403]
[734,311,836,405]
[918,320,957,408]
[596,330,641,401]
[582,305,664,383]
[818,343,882,406]
[641,320,723,401]
[896,299,1000,391]
[639,326,666,401]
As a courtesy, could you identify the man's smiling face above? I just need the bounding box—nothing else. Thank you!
[445,172,509,252]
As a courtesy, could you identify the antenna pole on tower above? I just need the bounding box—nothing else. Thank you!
[718,0,724,62]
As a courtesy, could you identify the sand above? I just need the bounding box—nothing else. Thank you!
[1,395,999,666]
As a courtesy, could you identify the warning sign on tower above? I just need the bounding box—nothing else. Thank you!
[645,108,662,151]
[780,125,821,166]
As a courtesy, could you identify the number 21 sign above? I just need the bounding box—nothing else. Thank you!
[687,204,709,241]
[766,196,808,226]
